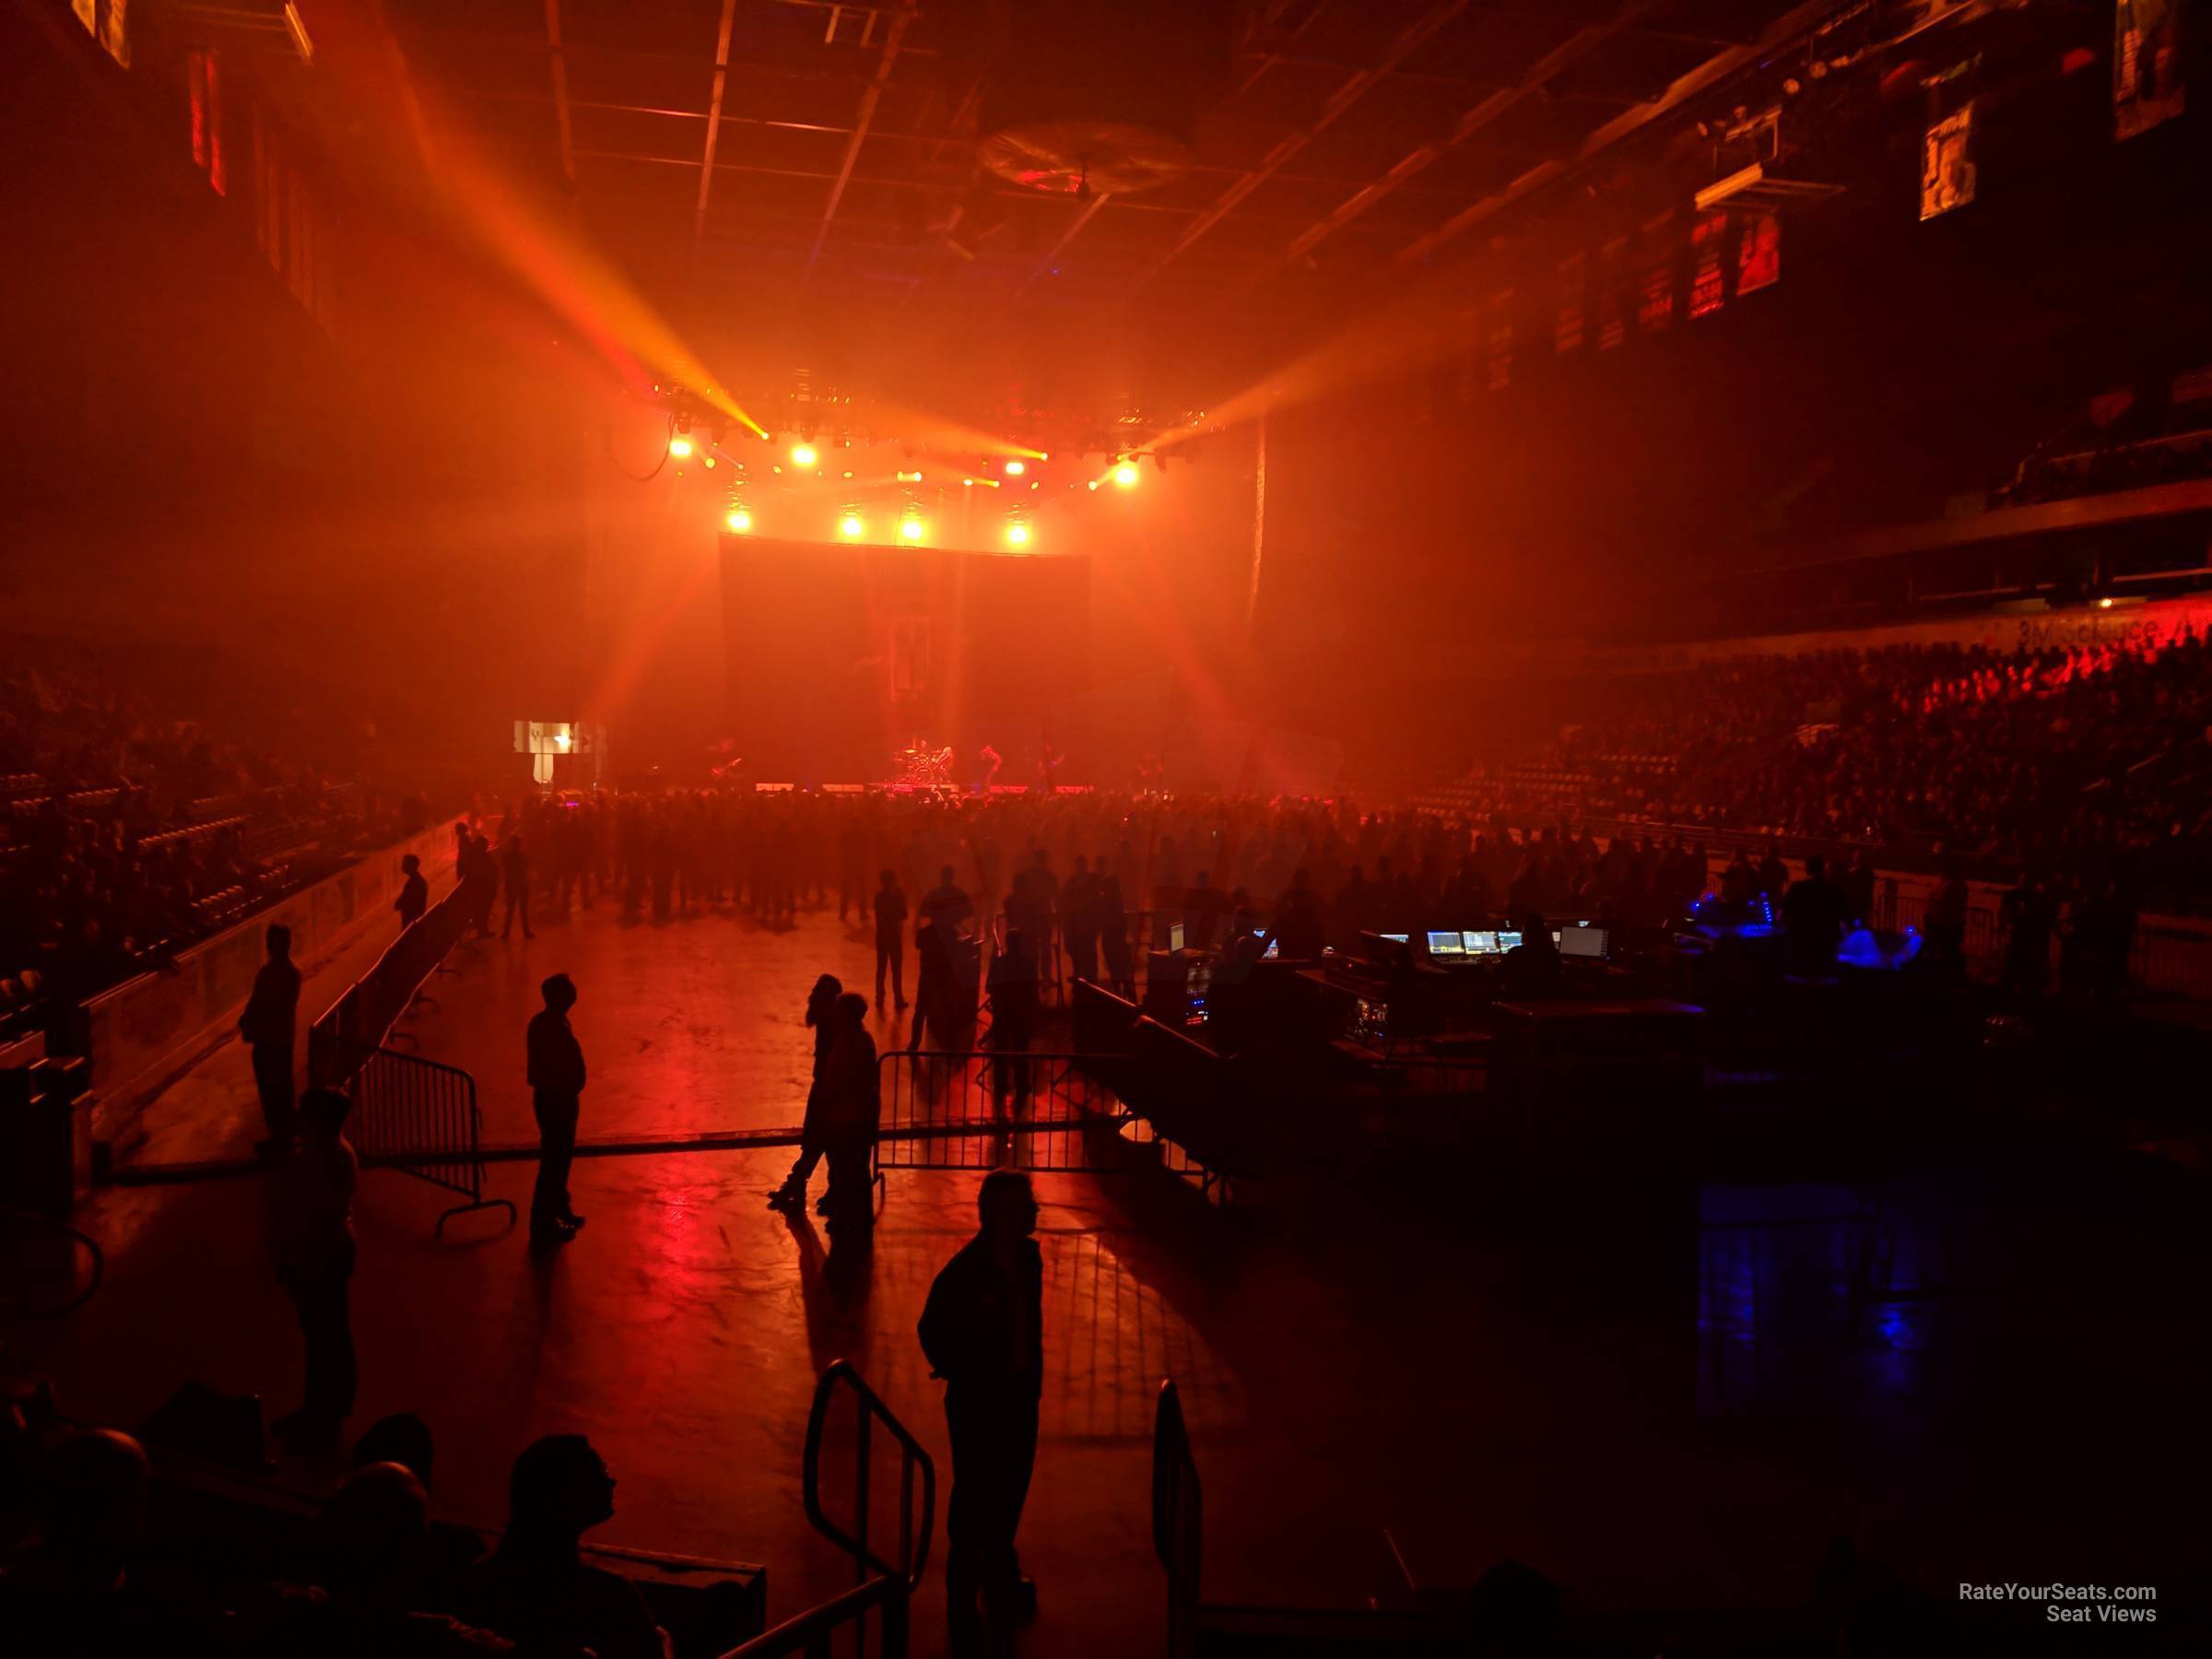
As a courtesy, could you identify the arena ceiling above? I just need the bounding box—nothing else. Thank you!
[375,0,1837,406]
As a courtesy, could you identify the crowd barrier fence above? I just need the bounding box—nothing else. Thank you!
[335,1038,512,1237]
[307,882,468,1091]
[78,820,457,1150]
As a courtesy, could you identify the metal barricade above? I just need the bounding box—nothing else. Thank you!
[339,1041,514,1237]
[874,1051,1133,1173]
[721,1360,934,1659]
[308,885,466,1090]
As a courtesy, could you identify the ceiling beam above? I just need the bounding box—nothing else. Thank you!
[1275,0,1663,271]
[1394,0,1839,267]
[1131,0,1472,285]
[802,0,914,281]
[542,0,577,189]
[691,0,741,260]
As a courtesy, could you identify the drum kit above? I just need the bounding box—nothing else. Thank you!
[895,739,955,790]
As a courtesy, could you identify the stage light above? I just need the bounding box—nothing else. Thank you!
[1004,459,1027,477]
[840,510,865,538]
[900,513,925,542]
[962,477,974,487]
[669,435,694,458]
[725,507,752,534]
[1113,462,1139,488]
[1005,516,1030,547]
[1088,479,1100,491]
[791,443,818,467]
[702,456,716,468]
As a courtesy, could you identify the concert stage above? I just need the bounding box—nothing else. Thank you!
[721,535,1091,788]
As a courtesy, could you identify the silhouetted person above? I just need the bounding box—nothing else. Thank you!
[240,923,301,1159]
[1265,868,1325,961]
[395,853,429,929]
[1782,854,1847,976]
[525,973,585,1247]
[910,919,955,1053]
[500,835,535,940]
[352,1412,437,1488]
[1924,866,1970,979]
[1011,849,1059,965]
[821,992,879,1232]
[462,1436,665,1659]
[0,1429,159,1656]
[770,974,841,1213]
[1060,854,1100,984]
[875,869,909,1010]
[922,864,973,934]
[1757,844,1790,905]
[1500,913,1561,997]
[270,1087,358,1447]
[1185,868,1227,951]
[920,1169,1043,1625]
[1999,873,2057,1001]
[988,928,1038,1114]
[471,832,499,937]
[1098,874,1133,996]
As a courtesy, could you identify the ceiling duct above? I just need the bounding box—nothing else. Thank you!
[977,0,1235,196]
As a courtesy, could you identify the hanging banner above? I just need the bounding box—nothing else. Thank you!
[1920,105,1977,219]
[2115,0,2186,138]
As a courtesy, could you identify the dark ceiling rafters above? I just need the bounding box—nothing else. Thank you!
[378,0,1832,327]
[543,0,578,190]
[1272,0,1665,276]
[1118,0,1475,289]
[801,0,914,283]
[690,0,743,261]
[1394,0,1841,267]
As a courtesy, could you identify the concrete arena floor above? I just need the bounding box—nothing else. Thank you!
[14,882,2212,1653]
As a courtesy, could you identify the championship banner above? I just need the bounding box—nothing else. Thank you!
[2115,0,2185,139]
[1920,59,1978,221]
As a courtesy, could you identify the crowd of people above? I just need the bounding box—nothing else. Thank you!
[0,656,435,1023]
[1465,626,2212,907]
[0,1399,687,1657]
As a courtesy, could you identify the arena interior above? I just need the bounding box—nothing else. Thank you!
[4,1,2211,1654]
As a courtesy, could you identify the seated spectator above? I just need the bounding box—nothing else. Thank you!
[240,1463,534,1657]
[1782,855,1848,976]
[0,1428,171,1657]
[460,1435,667,1659]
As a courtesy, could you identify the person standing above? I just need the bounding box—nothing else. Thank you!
[270,1087,359,1448]
[525,974,585,1248]
[394,853,429,930]
[240,924,302,1160]
[1061,855,1100,986]
[987,928,1038,1116]
[919,1169,1043,1625]
[909,920,952,1054]
[500,836,535,940]
[820,992,879,1232]
[874,869,910,1012]
[769,975,841,1213]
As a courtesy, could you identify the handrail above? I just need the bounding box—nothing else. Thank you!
[715,1362,934,1659]
[717,1576,901,1658]
[802,1359,935,1593]
[0,1204,106,1317]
